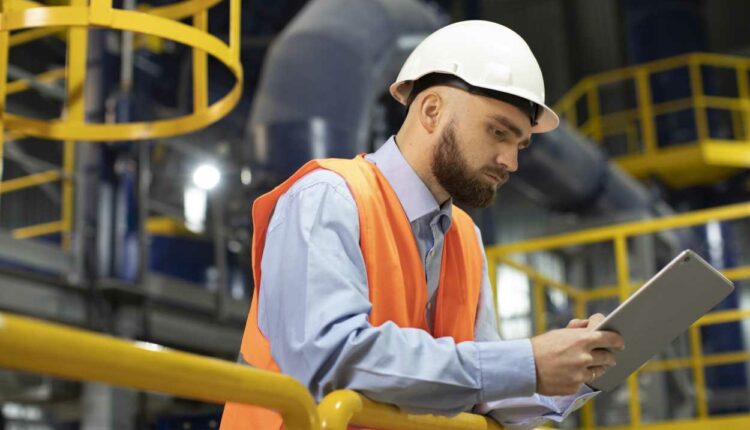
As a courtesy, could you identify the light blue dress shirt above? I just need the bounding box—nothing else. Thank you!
[255,137,597,429]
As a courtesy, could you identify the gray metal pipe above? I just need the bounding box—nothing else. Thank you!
[245,0,444,184]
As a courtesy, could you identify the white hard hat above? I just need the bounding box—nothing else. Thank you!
[390,20,559,133]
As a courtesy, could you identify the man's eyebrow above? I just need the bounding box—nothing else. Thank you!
[488,114,523,138]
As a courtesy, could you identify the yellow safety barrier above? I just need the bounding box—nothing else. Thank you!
[1,0,243,141]
[555,52,750,188]
[0,311,322,430]
[0,311,519,430]
[486,201,750,430]
[318,390,506,430]
[0,0,243,248]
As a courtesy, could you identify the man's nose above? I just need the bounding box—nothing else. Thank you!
[496,148,518,173]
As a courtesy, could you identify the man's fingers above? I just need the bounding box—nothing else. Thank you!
[587,330,625,350]
[590,349,616,368]
[587,365,609,383]
[586,313,606,330]
[567,318,589,329]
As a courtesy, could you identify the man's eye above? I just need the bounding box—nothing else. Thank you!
[492,128,507,139]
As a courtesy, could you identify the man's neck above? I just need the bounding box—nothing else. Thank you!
[393,131,450,205]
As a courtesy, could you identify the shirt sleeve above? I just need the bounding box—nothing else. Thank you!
[472,226,599,428]
[257,169,535,415]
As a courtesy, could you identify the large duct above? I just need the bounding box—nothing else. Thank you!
[246,0,671,220]
[513,122,671,217]
[246,0,444,185]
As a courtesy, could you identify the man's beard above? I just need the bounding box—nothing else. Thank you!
[431,123,507,208]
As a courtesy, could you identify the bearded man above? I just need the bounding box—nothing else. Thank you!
[222,20,624,430]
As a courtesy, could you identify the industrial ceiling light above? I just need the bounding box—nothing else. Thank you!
[192,164,221,190]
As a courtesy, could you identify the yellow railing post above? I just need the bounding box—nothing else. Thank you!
[61,0,88,250]
[614,235,641,427]
[567,101,578,129]
[689,57,710,143]
[635,68,658,155]
[737,64,750,141]
[586,81,603,142]
[532,279,547,335]
[192,3,209,112]
[488,254,502,333]
[575,295,595,429]
[0,0,8,182]
[689,324,709,418]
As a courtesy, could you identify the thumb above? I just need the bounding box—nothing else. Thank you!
[567,318,589,329]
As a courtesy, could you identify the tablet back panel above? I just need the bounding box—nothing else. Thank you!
[590,250,734,392]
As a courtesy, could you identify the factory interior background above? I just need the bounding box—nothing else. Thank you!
[2,0,750,429]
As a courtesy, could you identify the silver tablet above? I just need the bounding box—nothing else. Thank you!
[589,249,734,392]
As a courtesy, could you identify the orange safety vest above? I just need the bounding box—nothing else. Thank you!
[221,155,484,429]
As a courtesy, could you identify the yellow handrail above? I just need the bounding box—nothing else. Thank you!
[0,169,61,194]
[487,199,750,428]
[488,200,750,257]
[0,312,322,430]
[318,390,506,430]
[553,52,750,188]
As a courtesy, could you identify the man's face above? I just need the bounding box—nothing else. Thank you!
[431,94,532,208]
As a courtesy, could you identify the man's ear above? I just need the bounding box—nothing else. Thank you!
[416,91,443,134]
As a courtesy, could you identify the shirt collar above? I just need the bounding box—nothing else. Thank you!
[366,136,451,223]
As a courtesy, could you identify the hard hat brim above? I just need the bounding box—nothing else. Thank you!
[390,79,560,134]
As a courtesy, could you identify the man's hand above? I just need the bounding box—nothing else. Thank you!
[530,313,624,396]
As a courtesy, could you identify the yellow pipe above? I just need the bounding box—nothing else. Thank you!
[586,82,603,142]
[689,60,709,143]
[145,0,223,21]
[487,255,501,333]
[737,64,750,141]
[490,256,582,299]
[689,325,708,418]
[596,415,750,430]
[614,235,641,427]
[318,390,363,430]
[9,27,65,47]
[488,201,750,255]
[318,390,505,430]
[192,7,208,112]
[636,69,659,154]
[61,140,75,250]
[573,298,595,429]
[532,280,546,335]
[731,109,742,142]
[6,67,67,95]
[0,312,321,430]
[578,285,639,301]
[696,308,750,326]
[60,0,87,250]
[701,95,747,111]
[0,169,61,194]
[12,220,63,239]
[0,0,8,182]
[644,351,750,372]
[229,0,241,59]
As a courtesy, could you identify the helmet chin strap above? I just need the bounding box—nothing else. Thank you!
[405,73,541,126]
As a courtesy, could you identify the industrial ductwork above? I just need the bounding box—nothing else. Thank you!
[246,0,670,220]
